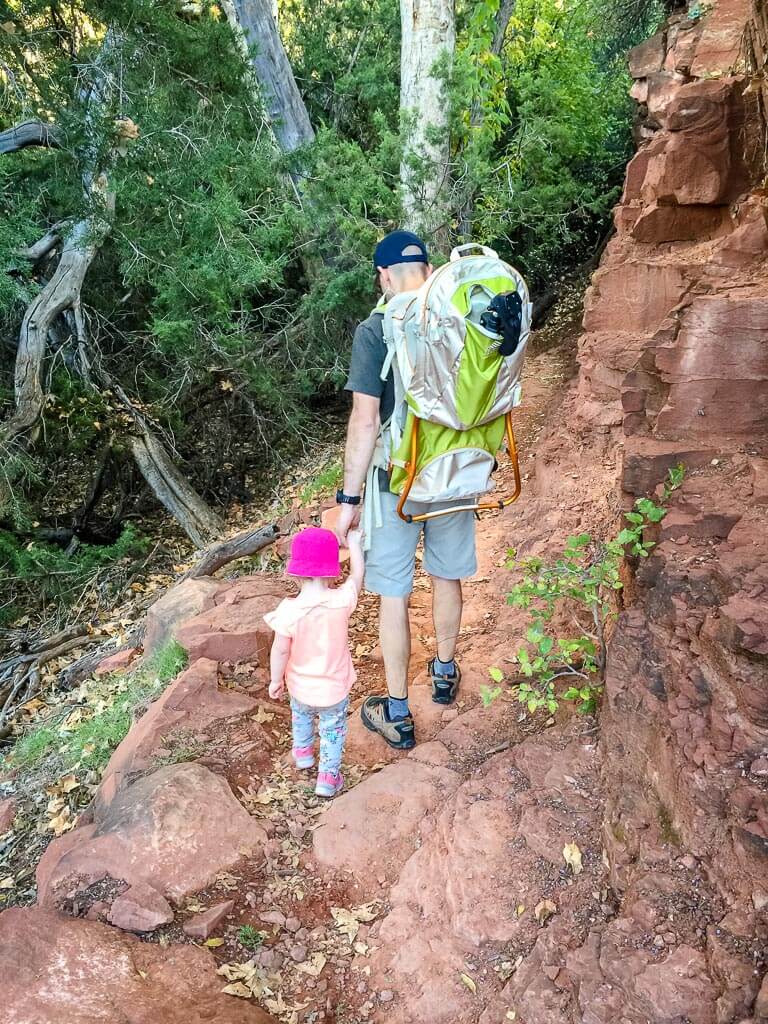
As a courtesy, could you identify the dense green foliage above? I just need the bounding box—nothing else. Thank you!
[0,0,663,623]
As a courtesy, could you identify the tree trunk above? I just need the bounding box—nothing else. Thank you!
[223,0,315,154]
[400,0,456,240]
[1,217,104,443]
[130,433,224,547]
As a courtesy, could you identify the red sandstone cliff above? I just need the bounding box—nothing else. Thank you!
[575,0,768,1014]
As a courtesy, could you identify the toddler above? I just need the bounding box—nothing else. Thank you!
[264,526,363,797]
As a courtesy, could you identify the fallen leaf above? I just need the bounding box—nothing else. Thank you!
[251,707,274,724]
[460,972,477,995]
[186,901,204,913]
[295,952,326,976]
[222,982,252,999]
[205,937,225,947]
[515,903,525,917]
[1,21,15,33]
[563,842,583,875]
[0,877,14,889]
[60,774,80,794]
[534,899,557,924]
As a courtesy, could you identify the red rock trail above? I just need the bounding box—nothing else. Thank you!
[2,1,768,1020]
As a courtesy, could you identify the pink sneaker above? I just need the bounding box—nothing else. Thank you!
[315,771,344,798]
[292,745,315,769]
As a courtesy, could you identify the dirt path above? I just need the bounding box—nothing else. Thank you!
[185,317,604,1023]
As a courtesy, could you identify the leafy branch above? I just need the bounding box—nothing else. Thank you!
[486,464,684,716]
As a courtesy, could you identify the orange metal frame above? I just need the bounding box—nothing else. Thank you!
[395,412,522,523]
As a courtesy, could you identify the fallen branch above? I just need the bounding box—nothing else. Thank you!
[0,120,60,155]
[183,522,280,579]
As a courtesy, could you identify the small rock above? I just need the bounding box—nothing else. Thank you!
[680,855,697,870]
[749,756,768,778]
[285,916,301,933]
[259,910,286,928]
[94,647,138,677]
[379,990,394,1003]
[108,883,174,933]
[0,798,17,834]
[85,901,108,922]
[182,900,235,940]
[296,927,310,941]
[441,708,459,723]
[653,935,665,948]
[663,932,676,944]
[258,949,282,969]
[290,945,307,963]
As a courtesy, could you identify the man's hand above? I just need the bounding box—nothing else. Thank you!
[268,679,285,700]
[335,500,362,544]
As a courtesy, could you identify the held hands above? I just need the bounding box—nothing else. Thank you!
[335,501,361,544]
[347,527,364,549]
[268,679,285,700]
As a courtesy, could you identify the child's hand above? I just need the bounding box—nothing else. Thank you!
[268,680,285,700]
[347,527,364,548]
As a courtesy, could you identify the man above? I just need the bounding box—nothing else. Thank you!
[334,230,478,750]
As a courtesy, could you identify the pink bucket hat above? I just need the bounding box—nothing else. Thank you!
[286,527,340,578]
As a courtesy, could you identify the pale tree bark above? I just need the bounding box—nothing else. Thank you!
[1,33,224,546]
[400,0,456,240]
[222,0,314,154]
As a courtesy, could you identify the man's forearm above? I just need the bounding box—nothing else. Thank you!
[343,406,379,496]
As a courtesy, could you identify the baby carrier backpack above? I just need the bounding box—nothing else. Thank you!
[366,243,532,528]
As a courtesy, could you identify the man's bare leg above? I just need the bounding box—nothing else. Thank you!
[379,595,410,699]
[432,576,463,663]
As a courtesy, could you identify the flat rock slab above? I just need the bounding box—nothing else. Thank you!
[183,899,235,939]
[38,763,266,908]
[107,881,174,933]
[144,577,222,657]
[313,760,460,884]
[0,906,274,1024]
[97,657,257,808]
[175,583,285,666]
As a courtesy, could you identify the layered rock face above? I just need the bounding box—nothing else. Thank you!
[576,0,768,955]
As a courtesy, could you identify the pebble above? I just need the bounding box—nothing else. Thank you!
[259,910,286,928]
[285,916,301,933]
[290,944,307,963]
[653,935,665,948]
[680,855,697,870]
[379,990,394,1003]
[663,932,676,944]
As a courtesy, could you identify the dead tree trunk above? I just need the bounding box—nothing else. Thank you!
[400,0,456,240]
[1,216,106,442]
[130,433,224,547]
[223,0,315,154]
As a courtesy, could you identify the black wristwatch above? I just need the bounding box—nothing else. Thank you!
[336,490,361,506]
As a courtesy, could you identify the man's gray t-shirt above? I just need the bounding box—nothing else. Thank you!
[345,311,394,423]
[345,311,394,491]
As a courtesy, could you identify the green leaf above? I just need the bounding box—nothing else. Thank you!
[538,635,553,655]
[488,666,504,683]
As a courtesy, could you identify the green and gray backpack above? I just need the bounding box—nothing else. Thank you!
[365,243,531,528]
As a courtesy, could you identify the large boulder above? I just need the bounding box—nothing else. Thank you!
[0,906,274,1024]
[144,577,222,656]
[174,577,286,667]
[97,657,256,808]
[38,763,266,907]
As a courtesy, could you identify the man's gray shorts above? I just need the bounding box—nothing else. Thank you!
[364,491,477,597]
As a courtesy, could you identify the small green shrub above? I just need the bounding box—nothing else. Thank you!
[237,925,266,950]
[11,727,59,769]
[490,465,684,716]
[8,639,189,774]
[299,459,342,505]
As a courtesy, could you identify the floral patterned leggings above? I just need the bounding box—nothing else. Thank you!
[290,696,349,776]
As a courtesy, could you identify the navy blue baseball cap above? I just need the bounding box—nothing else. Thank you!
[373,230,429,271]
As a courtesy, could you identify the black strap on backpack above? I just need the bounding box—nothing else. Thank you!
[480,291,524,357]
